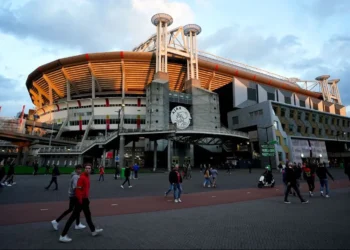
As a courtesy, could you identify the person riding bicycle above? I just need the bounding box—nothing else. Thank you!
[263,165,273,184]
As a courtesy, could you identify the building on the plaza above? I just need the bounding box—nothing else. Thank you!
[0,13,348,169]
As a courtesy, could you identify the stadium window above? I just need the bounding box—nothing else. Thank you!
[289,110,295,118]
[285,96,291,104]
[313,103,318,110]
[343,120,346,126]
[247,88,257,101]
[288,124,294,132]
[312,114,316,122]
[319,128,322,135]
[305,127,309,133]
[281,108,286,117]
[297,126,301,133]
[312,128,316,134]
[267,92,275,101]
[232,116,239,125]
[299,100,306,107]
[337,119,340,126]
[305,113,309,121]
[325,117,329,124]
[319,116,323,123]
[297,111,302,120]
[282,123,286,130]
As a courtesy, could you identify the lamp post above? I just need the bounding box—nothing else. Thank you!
[258,124,274,168]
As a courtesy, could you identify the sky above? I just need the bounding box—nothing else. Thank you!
[0,0,350,117]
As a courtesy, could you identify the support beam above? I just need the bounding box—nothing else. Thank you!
[87,63,102,92]
[62,67,80,95]
[66,80,71,101]
[119,135,125,168]
[153,140,158,172]
[42,74,64,98]
[121,60,127,93]
[131,140,135,166]
[92,76,96,99]
[167,139,172,172]
[207,71,216,91]
[32,81,50,102]
[48,84,53,105]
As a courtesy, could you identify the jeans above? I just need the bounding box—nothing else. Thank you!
[61,198,95,236]
[320,178,329,195]
[56,197,80,225]
[284,183,305,202]
[165,184,174,195]
[173,183,182,199]
[99,174,104,181]
[134,171,138,179]
[203,177,211,186]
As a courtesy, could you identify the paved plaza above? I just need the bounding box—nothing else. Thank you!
[0,169,349,249]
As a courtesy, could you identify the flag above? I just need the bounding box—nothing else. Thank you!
[79,115,82,131]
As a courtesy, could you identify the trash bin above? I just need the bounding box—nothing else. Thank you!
[121,168,125,179]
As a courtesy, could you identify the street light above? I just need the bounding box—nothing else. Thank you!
[258,124,274,168]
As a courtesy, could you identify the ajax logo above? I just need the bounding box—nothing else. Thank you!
[170,106,191,129]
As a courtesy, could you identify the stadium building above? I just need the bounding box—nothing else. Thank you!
[1,13,349,169]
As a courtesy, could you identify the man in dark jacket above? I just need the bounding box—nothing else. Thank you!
[45,165,60,190]
[120,165,132,188]
[284,163,309,204]
[2,159,15,186]
[316,163,334,198]
[168,165,183,203]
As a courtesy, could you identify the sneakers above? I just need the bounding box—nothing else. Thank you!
[75,223,86,230]
[208,185,211,188]
[164,192,167,197]
[302,200,309,204]
[325,195,330,198]
[178,198,182,203]
[174,199,179,203]
[59,235,72,243]
[128,186,132,188]
[51,220,59,231]
[309,191,313,197]
[284,200,291,204]
[321,191,324,197]
[92,228,103,237]
[120,185,124,189]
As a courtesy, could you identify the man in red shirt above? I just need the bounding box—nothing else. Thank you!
[59,164,103,243]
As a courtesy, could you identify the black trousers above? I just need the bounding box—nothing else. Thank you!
[134,171,138,179]
[61,198,95,236]
[285,183,305,202]
[99,174,104,181]
[306,177,315,192]
[46,177,58,189]
[122,177,130,186]
[56,197,80,225]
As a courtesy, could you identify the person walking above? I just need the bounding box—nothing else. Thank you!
[2,159,16,186]
[51,165,86,231]
[210,166,218,188]
[0,159,6,187]
[32,160,39,175]
[303,163,316,197]
[203,167,211,187]
[120,165,132,189]
[316,163,334,198]
[284,163,309,204]
[164,167,174,197]
[133,163,140,179]
[45,165,60,190]
[98,165,105,182]
[59,163,103,243]
[169,165,183,203]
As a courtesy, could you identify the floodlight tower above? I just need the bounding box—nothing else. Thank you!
[328,79,342,104]
[151,13,173,75]
[183,24,202,80]
[316,75,331,102]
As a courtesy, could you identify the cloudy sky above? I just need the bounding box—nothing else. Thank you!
[0,0,349,117]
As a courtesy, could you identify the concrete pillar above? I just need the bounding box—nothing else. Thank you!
[92,76,96,99]
[78,155,83,165]
[153,140,158,172]
[167,139,172,172]
[190,144,194,166]
[102,148,106,167]
[21,146,30,166]
[16,147,23,165]
[131,140,136,165]
[119,135,125,168]
[66,80,71,101]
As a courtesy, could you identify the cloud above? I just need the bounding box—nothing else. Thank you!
[0,0,195,53]
[0,74,34,116]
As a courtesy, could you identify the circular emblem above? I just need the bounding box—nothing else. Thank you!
[170,106,191,130]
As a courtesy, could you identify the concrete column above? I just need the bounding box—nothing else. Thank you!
[16,147,23,165]
[78,155,83,165]
[153,140,158,172]
[190,144,194,166]
[66,80,71,101]
[49,85,53,105]
[167,139,172,172]
[92,76,96,99]
[102,148,106,167]
[119,135,125,168]
[131,140,136,165]
[21,146,29,166]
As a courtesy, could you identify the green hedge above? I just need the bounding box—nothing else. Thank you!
[3,166,165,175]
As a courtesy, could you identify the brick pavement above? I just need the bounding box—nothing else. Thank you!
[0,188,349,249]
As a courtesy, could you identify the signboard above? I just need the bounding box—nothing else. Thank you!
[115,156,119,162]
[170,106,191,130]
[261,143,275,157]
[262,152,275,157]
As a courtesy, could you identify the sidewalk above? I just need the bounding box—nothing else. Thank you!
[1,179,348,226]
